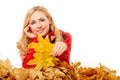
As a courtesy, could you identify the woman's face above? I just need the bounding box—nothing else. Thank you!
[29,11,51,36]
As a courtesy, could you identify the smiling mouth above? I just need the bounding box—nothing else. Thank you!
[38,30,43,33]
[37,28,45,33]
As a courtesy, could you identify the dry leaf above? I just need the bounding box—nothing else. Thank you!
[27,34,58,70]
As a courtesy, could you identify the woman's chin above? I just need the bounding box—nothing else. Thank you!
[38,33,45,36]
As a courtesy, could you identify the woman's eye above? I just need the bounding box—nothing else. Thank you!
[30,21,36,25]
[40,19,45,21]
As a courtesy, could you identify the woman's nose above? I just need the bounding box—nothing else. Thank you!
[37,22,42,28]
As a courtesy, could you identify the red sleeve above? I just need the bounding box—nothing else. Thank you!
[58,32,72,64]
[22,37,38,68]
[22,49,36,68]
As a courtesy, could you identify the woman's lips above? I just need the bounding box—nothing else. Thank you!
[37,29,44,33]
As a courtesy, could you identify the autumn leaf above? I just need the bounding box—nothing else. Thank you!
[27,34,58,70]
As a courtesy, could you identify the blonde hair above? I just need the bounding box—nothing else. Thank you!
[17,6,63,60]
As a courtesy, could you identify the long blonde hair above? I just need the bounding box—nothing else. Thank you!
[17,6,63,60]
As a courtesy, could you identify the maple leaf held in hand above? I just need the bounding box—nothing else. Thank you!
[27,34,58,70]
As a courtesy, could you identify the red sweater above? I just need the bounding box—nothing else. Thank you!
[22,30,72,68]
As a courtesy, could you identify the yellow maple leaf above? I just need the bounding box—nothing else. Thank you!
[27,34,58,70]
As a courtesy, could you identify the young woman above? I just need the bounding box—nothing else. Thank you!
[17,6,72,68]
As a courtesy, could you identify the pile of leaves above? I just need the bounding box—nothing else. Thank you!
[1,34,120,80]
[0,59,120,80]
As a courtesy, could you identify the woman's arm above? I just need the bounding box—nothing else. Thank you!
[58,32,72,64]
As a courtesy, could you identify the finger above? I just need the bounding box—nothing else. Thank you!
[24,25,30,33]
[52,43,60,56]
[57,43,67,56]
[52,42,64,56]
[52,42,67,56]
[24,25,37,38]
[56,46,64,56]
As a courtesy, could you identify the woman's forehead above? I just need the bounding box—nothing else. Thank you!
[30,11,47,19]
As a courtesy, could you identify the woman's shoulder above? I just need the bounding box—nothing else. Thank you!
[59,29,72,40]
[59,29,71,35]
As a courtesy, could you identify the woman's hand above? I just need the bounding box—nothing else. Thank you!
[52,41,67,57]
[24,25,37,38]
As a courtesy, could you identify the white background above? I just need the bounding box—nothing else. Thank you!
[0,0,120,75]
